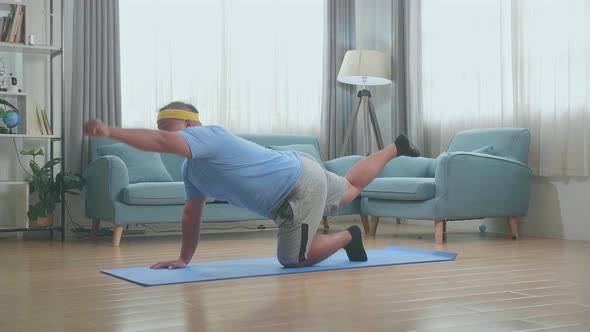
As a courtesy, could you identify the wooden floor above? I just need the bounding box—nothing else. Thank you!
[1,220,590,332]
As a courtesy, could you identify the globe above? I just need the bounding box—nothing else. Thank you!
[2,110,19,128]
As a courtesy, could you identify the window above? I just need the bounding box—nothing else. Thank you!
[119,0,324,136]
[416,0,590,175]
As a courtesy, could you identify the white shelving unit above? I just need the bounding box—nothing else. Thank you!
[0,0,64,239]
[0,41,60,54]
[0,91,26,96]
[0,133,58,138]
[0,181,28,228]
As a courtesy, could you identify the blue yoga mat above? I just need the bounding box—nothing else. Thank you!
[101,246,457,286]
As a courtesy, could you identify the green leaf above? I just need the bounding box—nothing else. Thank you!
[29,161,43,176]
[20,148,44,157]
[27,208,38,221]
[0,98,17,110]
[20,148,35,156]
[42,158,61,170]
[37,208,48,218]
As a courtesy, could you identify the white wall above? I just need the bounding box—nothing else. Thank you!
[520,177,590,240]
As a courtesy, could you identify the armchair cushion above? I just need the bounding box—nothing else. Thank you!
[123,182,216,205]
[270,144,325,169]
[98,143,173,184]
[362,177,435,201]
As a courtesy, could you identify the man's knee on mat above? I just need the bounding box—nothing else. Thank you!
[278,256,307,268]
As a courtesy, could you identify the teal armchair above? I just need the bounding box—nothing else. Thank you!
[361,128,532,243]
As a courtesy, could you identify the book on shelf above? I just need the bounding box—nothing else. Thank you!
[0,4,24,43]
[40,108,52,135]
[0,14,10,41]
[25,98,41,135]
[15,6,24,43]
[26,100,53,136]
[25,99,40,135]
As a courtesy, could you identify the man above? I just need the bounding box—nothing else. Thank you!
[84,101,420,268]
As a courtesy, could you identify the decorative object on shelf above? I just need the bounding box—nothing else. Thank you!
[19,148,85,227]
[27,34,34,45]
[0,97,18,134]
[7,73,20,92]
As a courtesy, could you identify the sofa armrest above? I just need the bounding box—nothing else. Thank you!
[434,152,532,219]
[324,155,364,176]
[84,156,130,222]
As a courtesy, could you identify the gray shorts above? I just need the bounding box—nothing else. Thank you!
[269,152,349,267]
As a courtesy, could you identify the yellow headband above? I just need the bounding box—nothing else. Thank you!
[157,109,200,122]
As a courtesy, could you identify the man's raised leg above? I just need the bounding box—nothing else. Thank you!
[339,134,419,206]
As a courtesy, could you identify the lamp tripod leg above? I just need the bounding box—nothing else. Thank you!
[367,96,384,150]
[363,96,371,155]
[339,96,364,157]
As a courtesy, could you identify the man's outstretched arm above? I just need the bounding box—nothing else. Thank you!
[84,119,191,158]
[151,197,207,269]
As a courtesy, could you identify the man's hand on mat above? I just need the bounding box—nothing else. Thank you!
[84,119,110,137]
[150,258,188,269]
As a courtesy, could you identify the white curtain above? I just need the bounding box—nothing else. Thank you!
[411,0,590,176]
[119,0,324,136]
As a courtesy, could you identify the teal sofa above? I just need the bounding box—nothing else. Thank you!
[360,128,532,243]
[84,134,362,246]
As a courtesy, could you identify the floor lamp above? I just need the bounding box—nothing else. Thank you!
[337,50,392,157]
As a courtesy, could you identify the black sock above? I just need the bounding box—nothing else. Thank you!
[344,225,367,262]
[394,134,421,157]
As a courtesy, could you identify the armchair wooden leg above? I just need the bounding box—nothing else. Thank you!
[112,224,124,247]
[435,220,444,244]
[369,216,380,236]
[508,217,519,240]
[443,221,447,233]
[91,219,100,240]
[322,216,330,229]
[360,214,370,234]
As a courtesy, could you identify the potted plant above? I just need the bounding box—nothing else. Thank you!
[20,148,85,227]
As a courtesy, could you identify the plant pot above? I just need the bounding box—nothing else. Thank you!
[29,213,54,228]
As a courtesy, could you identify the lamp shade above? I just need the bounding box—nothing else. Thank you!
[337,50,392,86]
